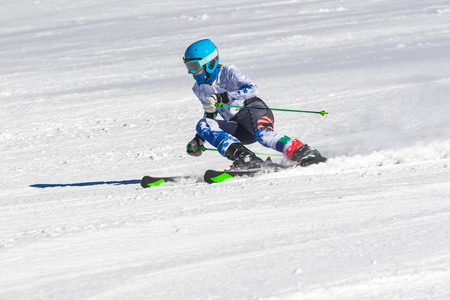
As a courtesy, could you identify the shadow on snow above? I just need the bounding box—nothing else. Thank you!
[30,179,141,188]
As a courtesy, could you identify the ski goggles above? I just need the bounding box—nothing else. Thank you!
[184,49,218,74]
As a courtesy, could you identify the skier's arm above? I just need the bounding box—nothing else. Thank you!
[226,84,258,102]
[220,65,258,102]
[205,84,257,111]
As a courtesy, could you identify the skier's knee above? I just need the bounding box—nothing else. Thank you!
[257,115,274,132]
[196,118,220,138]
[197,118,220,129]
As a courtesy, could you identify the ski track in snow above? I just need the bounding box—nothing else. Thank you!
[1,0,450,299]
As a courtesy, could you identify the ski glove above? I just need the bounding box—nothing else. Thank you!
[203,95,219,113]
[186,135,204,157]
[203,93,229,113]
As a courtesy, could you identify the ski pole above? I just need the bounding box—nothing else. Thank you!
[218,104,328,116]
[200,146,284,156]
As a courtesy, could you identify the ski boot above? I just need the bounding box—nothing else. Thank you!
[225,143,264,170]
[292,144,327,166]
[284,139,327,167]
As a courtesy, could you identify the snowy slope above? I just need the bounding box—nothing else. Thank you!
[1,0,450,299]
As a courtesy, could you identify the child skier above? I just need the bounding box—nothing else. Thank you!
[183,39,326,169]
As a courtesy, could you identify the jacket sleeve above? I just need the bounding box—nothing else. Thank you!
[222,65,258,102]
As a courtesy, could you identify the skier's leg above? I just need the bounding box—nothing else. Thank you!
[253,117,301,156]
[242,99,295,153]
[255,122,326,165]
[254,115,289,152]
[230,97,298,155]
[248,100,327,165]
[196,118,263,168]
[196,118,239,156]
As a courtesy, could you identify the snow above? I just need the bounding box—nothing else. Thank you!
[1,0,450,299]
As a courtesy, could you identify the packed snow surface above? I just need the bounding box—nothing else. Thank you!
[1,0,450,299]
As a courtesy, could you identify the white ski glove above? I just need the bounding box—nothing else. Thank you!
[203,95,219,113]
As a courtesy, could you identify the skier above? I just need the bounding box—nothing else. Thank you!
[184,39,326,169]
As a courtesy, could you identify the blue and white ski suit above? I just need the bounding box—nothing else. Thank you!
[193,65,290,157]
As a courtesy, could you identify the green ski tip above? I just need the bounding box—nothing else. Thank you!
[147,179,165,187]
[210,172,234,183]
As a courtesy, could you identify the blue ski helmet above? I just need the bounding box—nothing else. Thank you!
[183,39,219,75]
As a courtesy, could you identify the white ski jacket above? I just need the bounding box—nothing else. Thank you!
[192,65,258,121]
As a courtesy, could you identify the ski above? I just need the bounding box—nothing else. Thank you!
[141,157,326,187]
[204,169,261,184]
[140,175,198,188]
[204,162,298,184]
[203,151,328,184]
